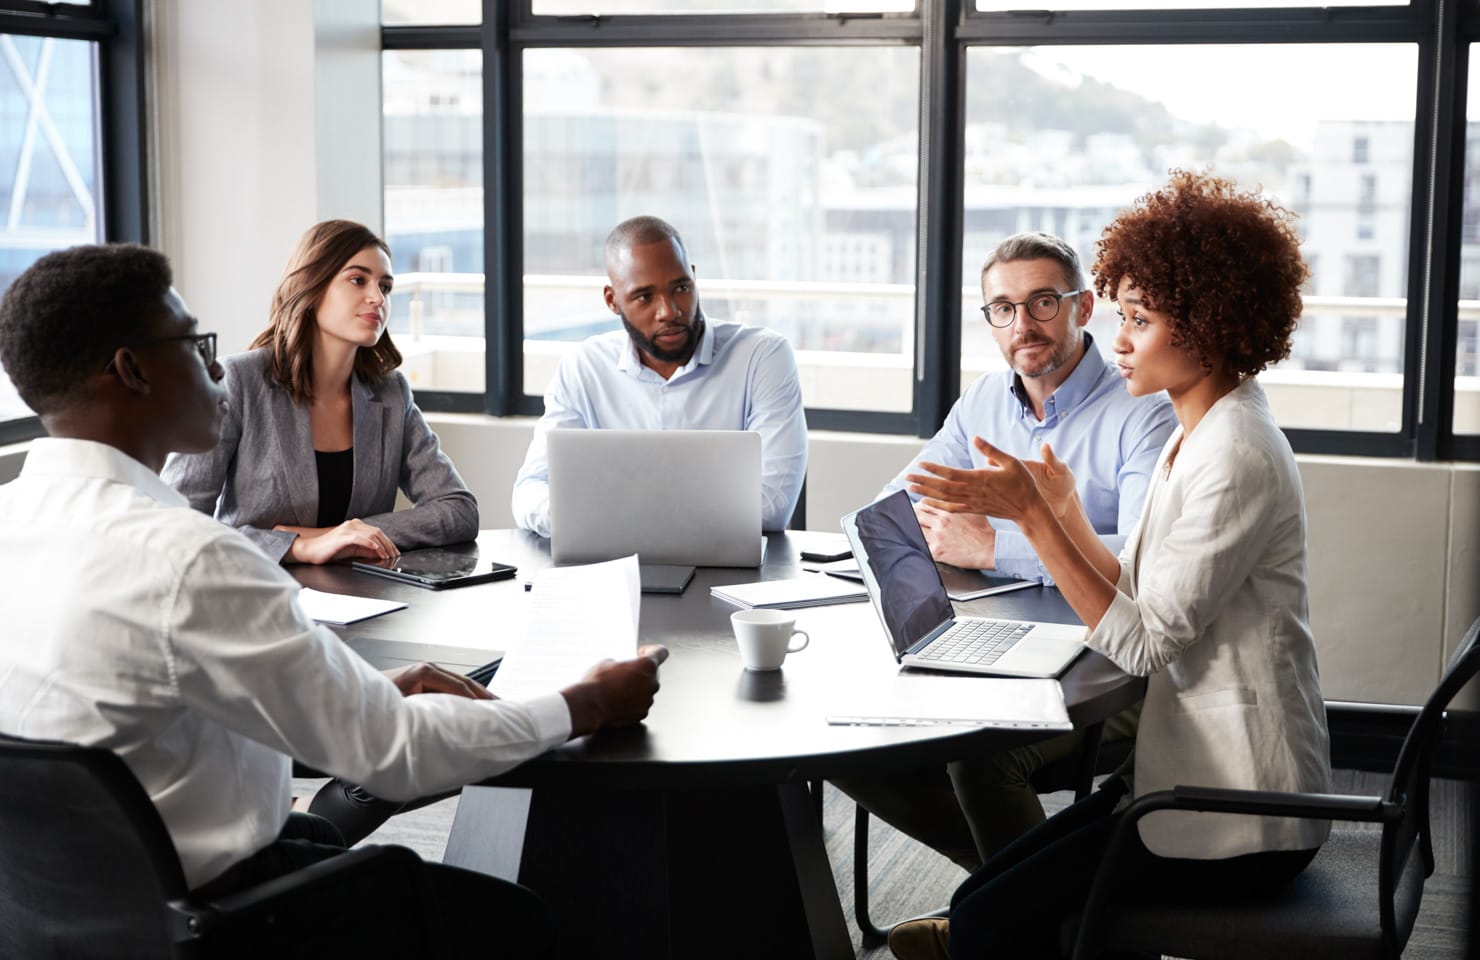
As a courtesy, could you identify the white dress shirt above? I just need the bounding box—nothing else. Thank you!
[512,319,809,536]
[0,439,571,889]
[1089,380,1332,859]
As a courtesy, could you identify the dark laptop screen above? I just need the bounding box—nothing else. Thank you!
[844,491,956,657]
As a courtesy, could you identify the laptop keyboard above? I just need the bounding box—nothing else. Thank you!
[916,618,1032,666]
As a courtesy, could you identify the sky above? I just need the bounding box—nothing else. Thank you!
[1012,44,1421,145]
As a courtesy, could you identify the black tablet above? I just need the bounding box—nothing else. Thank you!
[639,563,696,595]
[352,547,517,590]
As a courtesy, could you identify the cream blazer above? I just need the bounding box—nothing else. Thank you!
[1089,379,1331,859]
[162,348,478,563]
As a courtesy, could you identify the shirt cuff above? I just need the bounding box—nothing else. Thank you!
[520,690,573,745]
[1086,589,1147,676]
[990,529,1050,584]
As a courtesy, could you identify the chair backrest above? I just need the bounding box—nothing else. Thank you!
[1379,616,1480,948]
[0,734,189,959]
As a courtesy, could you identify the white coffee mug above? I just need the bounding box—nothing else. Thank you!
[731,609,810,671]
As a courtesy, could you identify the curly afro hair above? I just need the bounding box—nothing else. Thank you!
[1092,170,1308,379]
[0,243,171,415]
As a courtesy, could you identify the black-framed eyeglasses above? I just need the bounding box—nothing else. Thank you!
[980,290,1086,328]
[105,332,217,373]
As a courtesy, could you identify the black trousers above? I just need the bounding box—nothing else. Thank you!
[948,781,1317,959]
[195,813,555,957]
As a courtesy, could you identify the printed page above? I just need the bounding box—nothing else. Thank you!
[488,555,640,700]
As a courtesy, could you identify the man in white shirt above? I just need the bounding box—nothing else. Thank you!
[0,244,667,951]
[512,216,808,535]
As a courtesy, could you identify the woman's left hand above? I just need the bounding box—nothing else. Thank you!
[906,437,1044,522]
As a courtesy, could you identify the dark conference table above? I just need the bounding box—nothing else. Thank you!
[294,530,1144,960]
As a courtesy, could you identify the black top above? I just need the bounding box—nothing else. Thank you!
[314,448,353,528]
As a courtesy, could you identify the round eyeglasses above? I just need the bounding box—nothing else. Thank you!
[980,290,1085,328]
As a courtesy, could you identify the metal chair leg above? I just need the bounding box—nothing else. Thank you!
[854,804,890,948]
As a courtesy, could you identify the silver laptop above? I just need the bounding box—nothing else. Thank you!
[547,428,764,567]
[841,491,1085,678]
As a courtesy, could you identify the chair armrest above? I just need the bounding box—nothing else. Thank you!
[169,845,441,955]
[1069,787,1398,960]
[1132,785,1398,825]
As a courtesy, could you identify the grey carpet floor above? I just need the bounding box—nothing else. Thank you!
[293,771,1473,958]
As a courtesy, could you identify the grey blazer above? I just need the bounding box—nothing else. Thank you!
[163,348,478,563]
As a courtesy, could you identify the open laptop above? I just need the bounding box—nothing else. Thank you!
[547,428,764,567]
[841,491,1085,678]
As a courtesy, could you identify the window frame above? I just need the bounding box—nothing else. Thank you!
[384,0,1479,461]
[0,0,147,447]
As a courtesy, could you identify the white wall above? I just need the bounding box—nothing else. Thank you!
[149,0,381,356]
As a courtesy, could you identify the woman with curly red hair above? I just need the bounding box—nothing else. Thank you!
[889,171,1331,960]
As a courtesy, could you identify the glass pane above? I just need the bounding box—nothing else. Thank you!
[522,46,921,412]
[0,34,102,423]
[534,0,913,12]
[381,49,485,395]
[977,0,1399,9]
[960,44,1418,432]
[381,0,480,25]
[1458,47,1480,436]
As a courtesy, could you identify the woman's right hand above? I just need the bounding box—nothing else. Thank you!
[281,519,398,565]
[1022,442,1078,521]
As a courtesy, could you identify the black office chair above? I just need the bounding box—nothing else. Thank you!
[1067,614,1480,960]
[855,719,1134,946]
[0,733,444,959]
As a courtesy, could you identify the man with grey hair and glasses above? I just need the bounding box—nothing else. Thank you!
[835,231,1175,877]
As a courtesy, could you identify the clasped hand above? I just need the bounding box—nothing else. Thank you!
[907,438,1076,523]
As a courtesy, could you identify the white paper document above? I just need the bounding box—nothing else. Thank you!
[488,555,641,701]
[295,587,407,625]
[825,674,1072,729]
[711,574,868,610]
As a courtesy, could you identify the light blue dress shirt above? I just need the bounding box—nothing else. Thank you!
[880,334,1176,584]
[513,319,809,537]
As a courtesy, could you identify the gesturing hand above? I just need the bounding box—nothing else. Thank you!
[1021,442,1077,520]
[906,437,1044,523]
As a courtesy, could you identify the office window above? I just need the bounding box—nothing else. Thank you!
[381,1,480,25]
[959,44,1415,432]
[520,46,920,412]
[976,0,1400,8]
[1456,56,1480,436]
[533,1,915,12]
[0,33,104,424]
[381,49,485,395]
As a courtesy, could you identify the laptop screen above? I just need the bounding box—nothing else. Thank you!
[842,491,956,658]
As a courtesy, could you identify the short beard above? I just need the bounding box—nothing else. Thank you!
[621,306,705,366]
[1008,331,1081,380]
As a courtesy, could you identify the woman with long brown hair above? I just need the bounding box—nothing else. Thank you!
[164,219,476,565]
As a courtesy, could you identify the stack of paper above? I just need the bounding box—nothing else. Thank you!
[295,587,407,625]
[710,574,868,610]
[488,555,641,701]
[825,675,1072,729]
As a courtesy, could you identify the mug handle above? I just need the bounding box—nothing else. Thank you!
[788,629,810,653]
